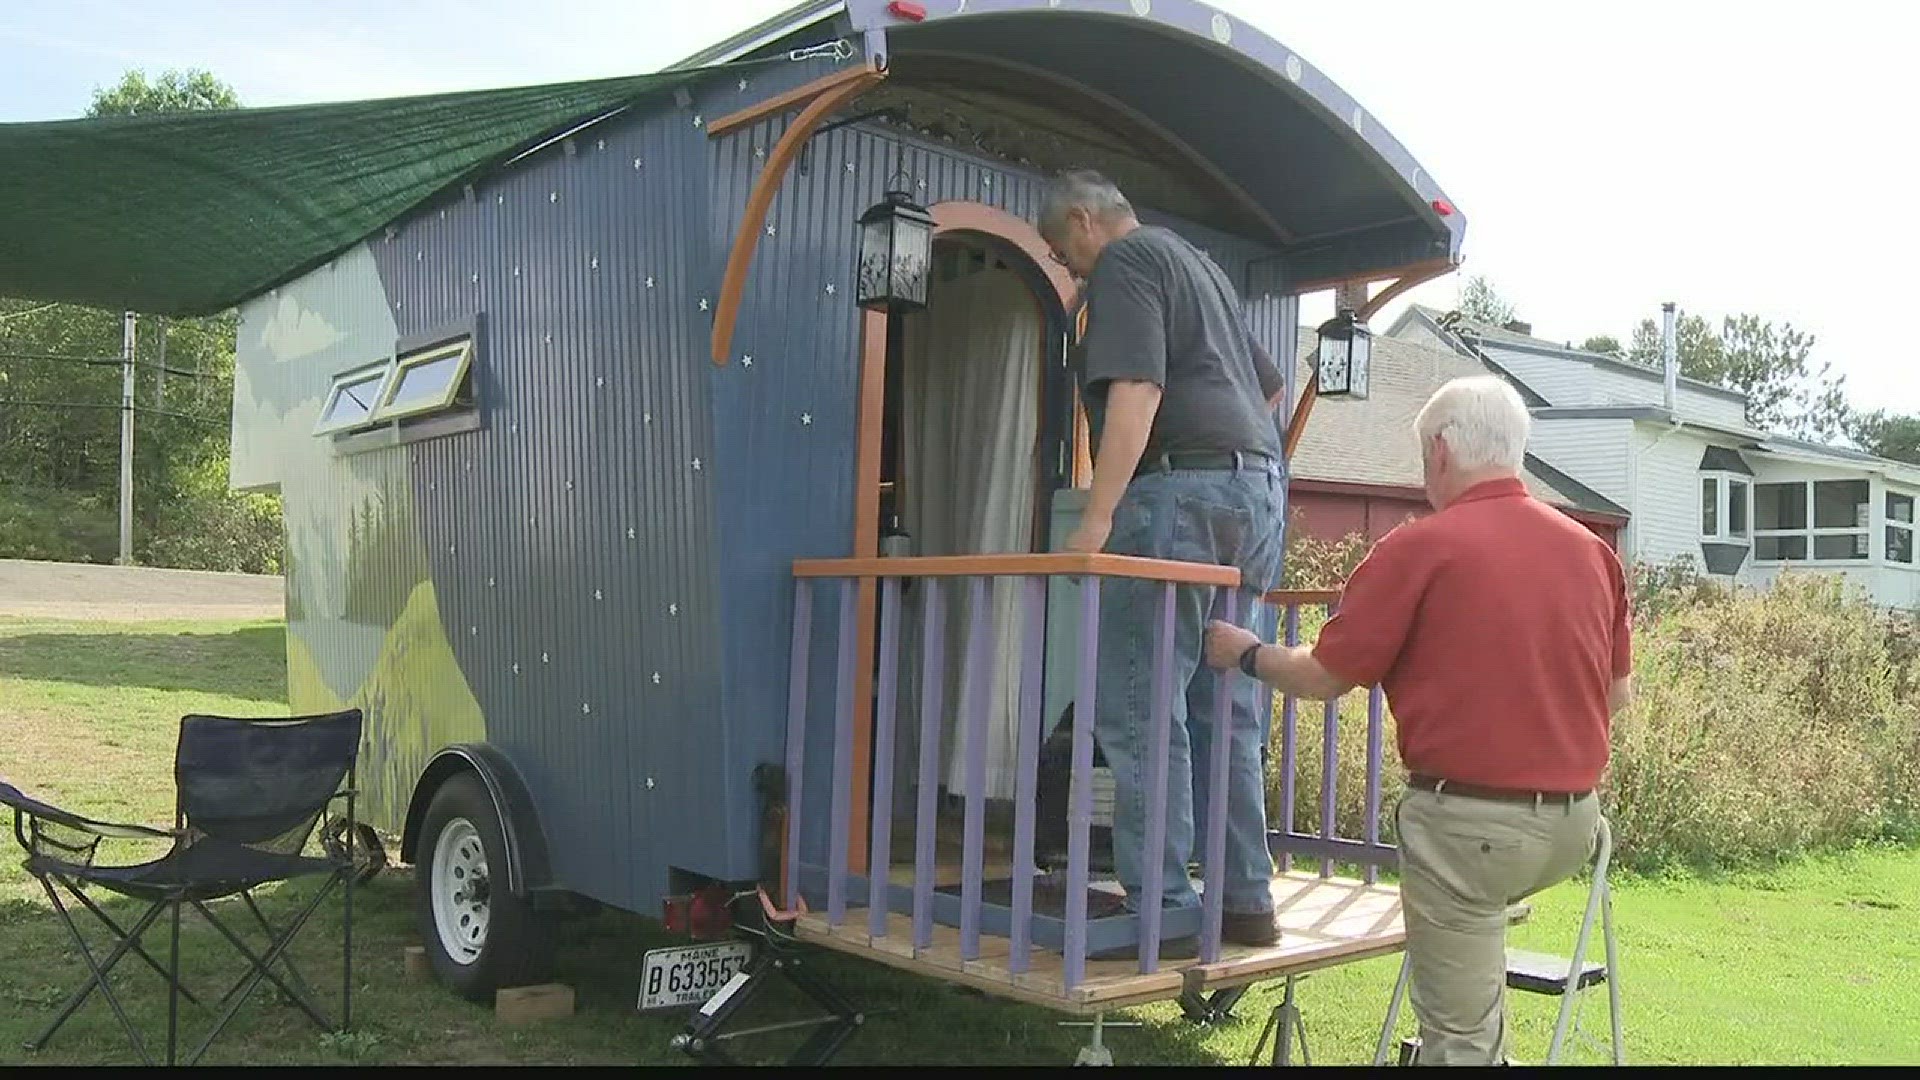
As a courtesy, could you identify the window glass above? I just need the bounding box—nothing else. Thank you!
[1813,479,1870,529]
[1755,483,1807,530]
[1756,535,1807,561]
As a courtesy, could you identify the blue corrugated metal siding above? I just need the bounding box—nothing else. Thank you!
[711,115,1291,871]
[365,79,733,909]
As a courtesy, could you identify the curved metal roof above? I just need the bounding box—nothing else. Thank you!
[698,0,1466,285]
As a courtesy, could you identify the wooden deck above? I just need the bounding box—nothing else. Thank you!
[792,871,1409,1016]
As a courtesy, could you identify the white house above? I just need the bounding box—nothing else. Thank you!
[1388,305,1920,611]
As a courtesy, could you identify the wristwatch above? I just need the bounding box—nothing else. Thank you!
[1237,642,1263,679]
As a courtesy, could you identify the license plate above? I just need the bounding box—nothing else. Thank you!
[637,940,754,1012]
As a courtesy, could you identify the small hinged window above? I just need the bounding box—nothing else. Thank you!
[372,337,475,422]
[314,361,395,435]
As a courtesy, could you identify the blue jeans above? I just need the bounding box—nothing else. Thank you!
[1095,460,1287,916]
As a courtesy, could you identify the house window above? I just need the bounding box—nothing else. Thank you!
[1890,492,1916,566]
[1753,479,1870,563]
[1699,471,1750,542]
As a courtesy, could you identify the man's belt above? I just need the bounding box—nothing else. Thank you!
[1408,774,1594,805]
[1133,449,1276,478]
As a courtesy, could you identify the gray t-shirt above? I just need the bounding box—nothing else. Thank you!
[1075,225,1285,462]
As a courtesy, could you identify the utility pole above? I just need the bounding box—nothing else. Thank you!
[118,310,135,565]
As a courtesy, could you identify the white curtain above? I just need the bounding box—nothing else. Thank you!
[899,259,1042,802]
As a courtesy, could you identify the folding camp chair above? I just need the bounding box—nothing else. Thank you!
[1,709,363,1066]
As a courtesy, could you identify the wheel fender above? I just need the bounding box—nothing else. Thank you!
[401,744,554,897]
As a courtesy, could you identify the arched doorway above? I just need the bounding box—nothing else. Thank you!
[846,201,1080,869]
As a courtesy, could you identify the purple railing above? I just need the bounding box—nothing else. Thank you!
[782,558,1394,993]
[1263,590,1396,880]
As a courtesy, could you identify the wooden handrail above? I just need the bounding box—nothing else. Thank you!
[1263,588,1342,607]
[792,553,1241,587]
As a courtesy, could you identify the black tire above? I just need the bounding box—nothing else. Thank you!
[413,772,556,1001]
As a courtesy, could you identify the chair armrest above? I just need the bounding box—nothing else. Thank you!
[0,779,175,842]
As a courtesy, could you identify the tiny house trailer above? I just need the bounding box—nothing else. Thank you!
[0,0,1469,1056]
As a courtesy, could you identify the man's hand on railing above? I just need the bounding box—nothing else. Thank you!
[1205,618,1357,701]
[1204,619,1261,673]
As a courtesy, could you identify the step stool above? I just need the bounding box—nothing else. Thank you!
[1374,816,1623,1065]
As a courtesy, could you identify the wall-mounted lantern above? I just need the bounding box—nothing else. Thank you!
[855,189,936,315]
[1315,308,1371,398]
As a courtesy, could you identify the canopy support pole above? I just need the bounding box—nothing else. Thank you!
[710,62,885,365]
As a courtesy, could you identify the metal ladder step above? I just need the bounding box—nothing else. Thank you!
[1505,947,1607,996]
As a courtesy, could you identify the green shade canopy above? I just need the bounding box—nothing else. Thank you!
[0,71,703,316]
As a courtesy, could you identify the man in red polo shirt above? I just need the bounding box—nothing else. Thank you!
[1204,374,1632,1065]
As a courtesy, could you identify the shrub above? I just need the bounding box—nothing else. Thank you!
[1281,517,1368,591]
[1263,546,1920,871]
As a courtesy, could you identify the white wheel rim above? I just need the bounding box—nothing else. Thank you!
[432,818,490,965]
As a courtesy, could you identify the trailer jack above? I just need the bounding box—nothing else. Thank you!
[671,949,866,1066]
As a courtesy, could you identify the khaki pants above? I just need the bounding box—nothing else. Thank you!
[1396,786,1601,1065]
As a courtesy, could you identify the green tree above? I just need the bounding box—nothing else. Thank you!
[1846,410,1920,465]
[87,69,240,117]
[1456,275,1517,327]
[1579,334,1623,357]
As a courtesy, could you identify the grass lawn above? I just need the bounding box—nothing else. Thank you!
[2,615,1917,1065]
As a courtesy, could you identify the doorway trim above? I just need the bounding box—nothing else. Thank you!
[842,200,1077,875]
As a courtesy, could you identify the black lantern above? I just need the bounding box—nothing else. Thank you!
[856,189,936,315]
[1315,308,1371,398]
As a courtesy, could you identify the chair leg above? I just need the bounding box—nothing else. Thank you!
[185,874,344,1065]
[223,891,320,1009]
[168,895,182,1067]
[28,876,166,1066]
[60,876,204,1008]
[1374,953,1412,1065]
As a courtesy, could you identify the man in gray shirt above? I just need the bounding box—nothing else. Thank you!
[1042,170,1289,958]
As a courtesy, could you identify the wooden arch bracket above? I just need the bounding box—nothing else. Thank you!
[1282,258,1457,461]
[710,62,887,366]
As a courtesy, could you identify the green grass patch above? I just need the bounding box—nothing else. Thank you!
[2,617,1916,1064]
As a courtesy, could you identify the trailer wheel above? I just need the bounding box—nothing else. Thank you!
[414,772,555,1000]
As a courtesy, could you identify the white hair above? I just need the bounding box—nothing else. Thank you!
[1038,169,1134,239]
[1414,375,1531,473]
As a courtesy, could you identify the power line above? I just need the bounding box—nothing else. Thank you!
[0,350,221,379]
[0,397,226,427]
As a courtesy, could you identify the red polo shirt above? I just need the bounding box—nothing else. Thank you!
[1311,477,1631,792]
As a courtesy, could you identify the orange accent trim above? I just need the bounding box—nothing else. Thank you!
[1263,588,1343,607]
[928,201,1079,309]
[711,63,885,365]
[846,309,888,877]
[1283,372,1318,461]
[1358,261,1454,323]
[1291,257,1455,298]
[794,553,1243,588]
[707,67,880,139]
[1072,395,1093,488]
[1072,300,1092,486]
[1284,259,1458,461]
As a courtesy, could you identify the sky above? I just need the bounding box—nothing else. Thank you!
[4,0,1917,414]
